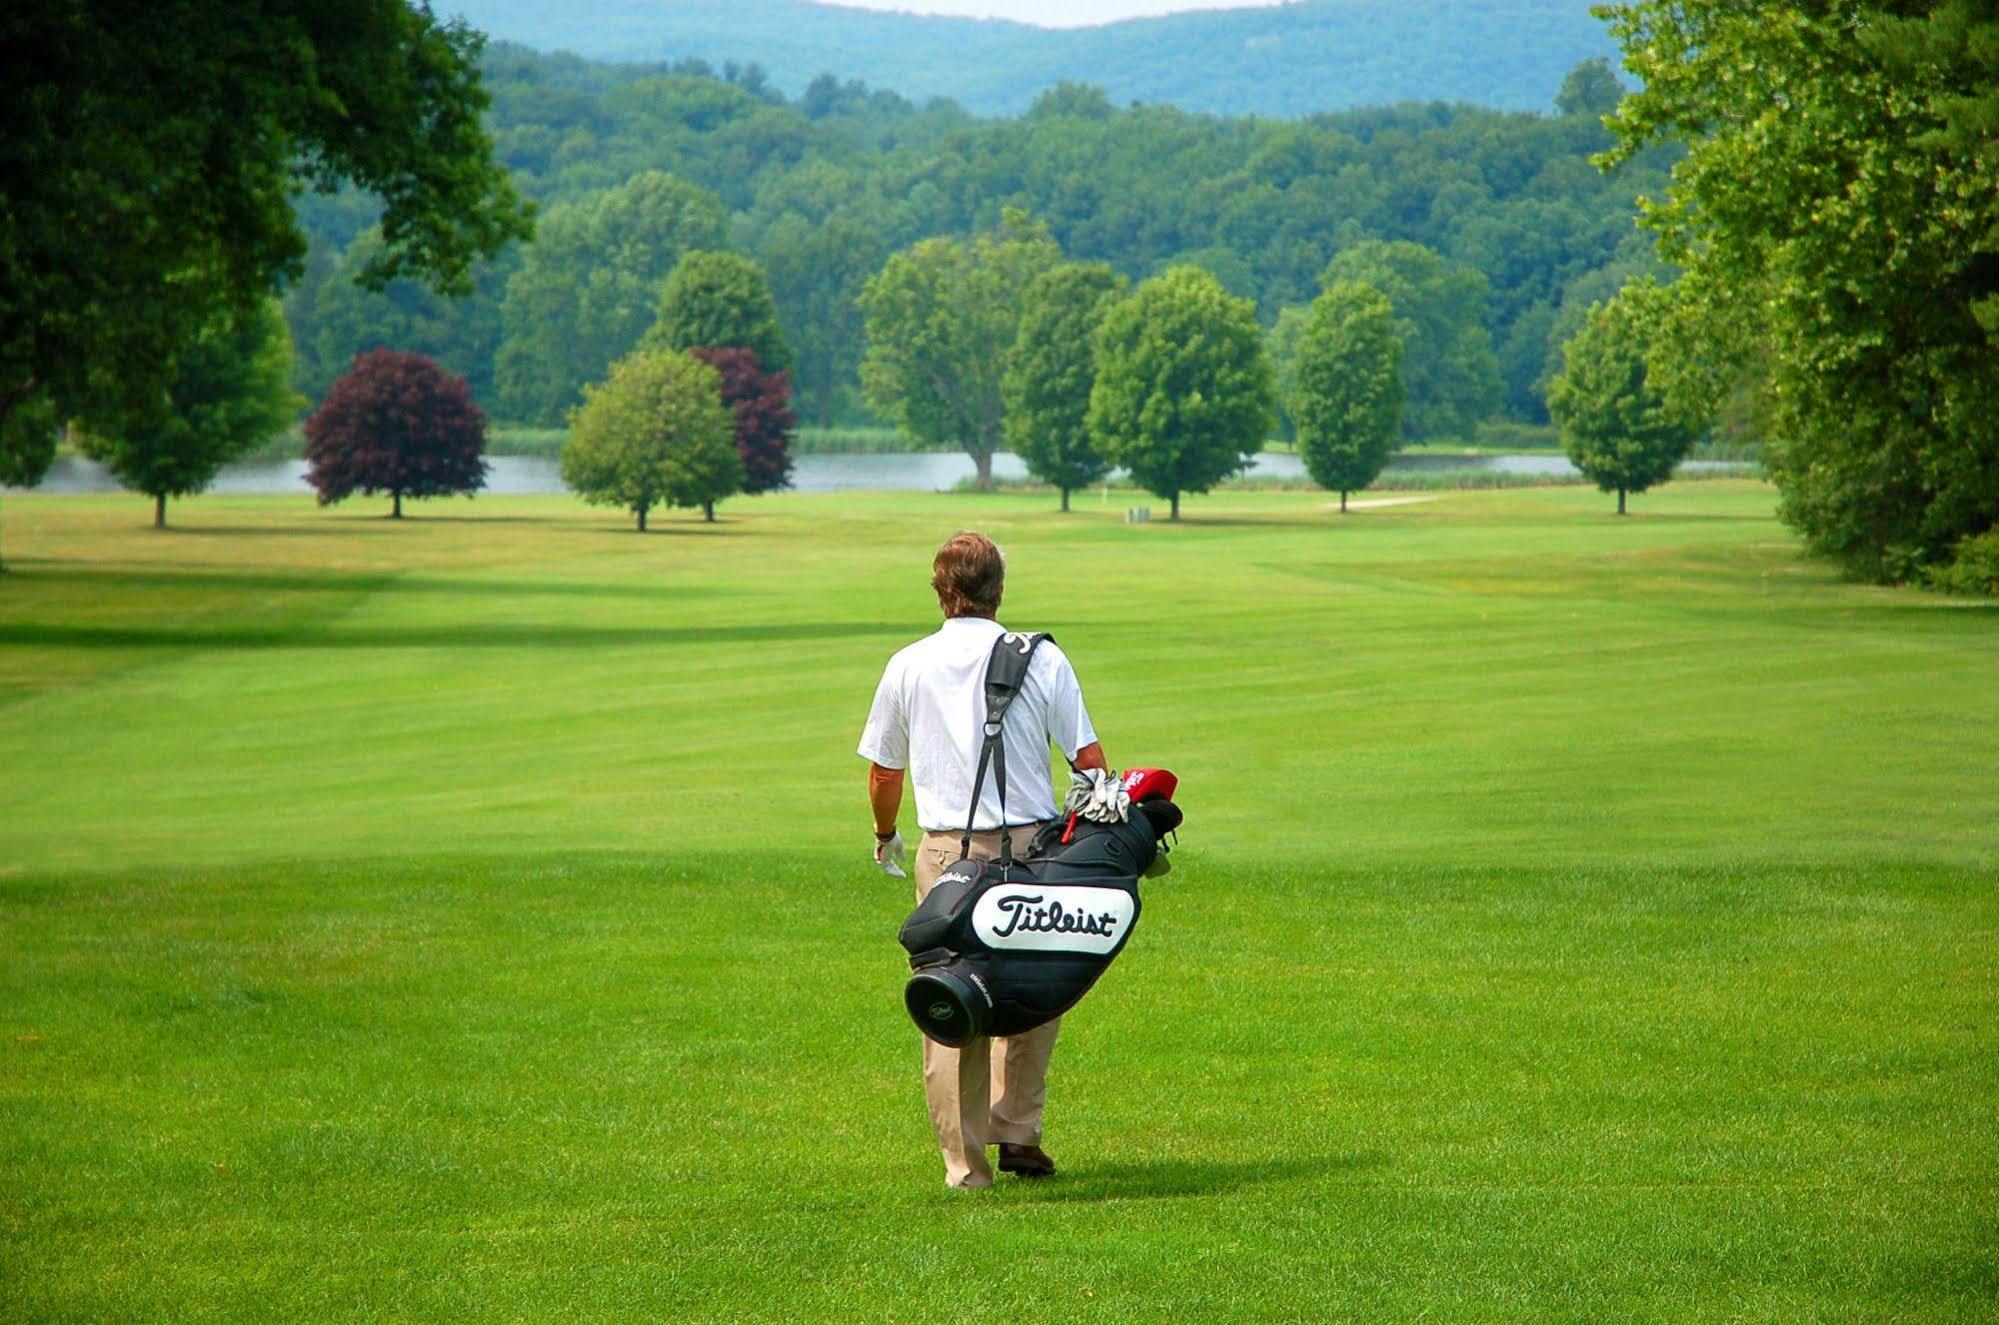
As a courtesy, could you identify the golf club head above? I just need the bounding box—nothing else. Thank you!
[1138,797,1183,838]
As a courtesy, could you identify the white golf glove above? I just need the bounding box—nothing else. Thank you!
[1064,767,1131,824]
[873,830,907,878]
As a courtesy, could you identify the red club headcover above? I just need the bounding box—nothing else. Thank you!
[1120,767,1178,803]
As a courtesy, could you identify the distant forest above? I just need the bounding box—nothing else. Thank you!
[285,42,1675,433]
[443,0,1617,119]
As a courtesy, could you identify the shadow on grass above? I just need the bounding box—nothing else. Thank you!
[6,565,725,602]
[1142,516,1358,530]
[584,522,740,538]
[1004,1150,1389,1203]
[0,619,913,651]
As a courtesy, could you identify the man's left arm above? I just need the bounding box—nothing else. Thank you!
[1043,647,1104,773]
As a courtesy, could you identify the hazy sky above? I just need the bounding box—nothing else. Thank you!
[823,1,1291,28]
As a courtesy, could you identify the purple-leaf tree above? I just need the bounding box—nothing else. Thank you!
[305,349,487,518]
[690,346,795,498]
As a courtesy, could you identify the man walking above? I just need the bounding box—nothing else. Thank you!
[858,531,1107,1189]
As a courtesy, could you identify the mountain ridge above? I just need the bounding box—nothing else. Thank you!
[444,0,1617,118]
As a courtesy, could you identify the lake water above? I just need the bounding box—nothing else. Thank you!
[12,450,1750,496]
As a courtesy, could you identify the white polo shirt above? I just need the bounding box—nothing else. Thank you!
[858,617,1097,833]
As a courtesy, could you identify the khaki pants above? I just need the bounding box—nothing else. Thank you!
[914,826,1061,1189]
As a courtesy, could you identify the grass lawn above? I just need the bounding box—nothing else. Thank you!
[1,482,1994,1321]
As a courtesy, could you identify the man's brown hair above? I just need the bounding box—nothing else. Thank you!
[932,531,1005,618]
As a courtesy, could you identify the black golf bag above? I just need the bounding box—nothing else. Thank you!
[898,632,1183,1047]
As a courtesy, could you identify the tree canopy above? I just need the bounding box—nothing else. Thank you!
[1292,281,1404,512]
[1087,266,1273,521]
[561,350,742,528]
[494,172,727,425]
[1545,280,1700,515]
[645,251,793,374]
[1599,0,1999,578]
[282,48,1672,433]
[1320,241,1502,443]
[80,302,302,528]
[1,0,530,439]
[859,216,1061,488]
[1002,262,1128,510]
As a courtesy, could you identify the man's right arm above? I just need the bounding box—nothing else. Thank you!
[858,658,910,877]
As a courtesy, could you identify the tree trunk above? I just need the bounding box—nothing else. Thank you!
[1169,492,1181,521]
[153,493,166,528]
[1617,487,1627,515]
[972,448,993,492]
[392,490,403,519]
[1060,487,1071,513]
[703,500,715,522]
[1340,490,1349,513]
[636,503,648,532]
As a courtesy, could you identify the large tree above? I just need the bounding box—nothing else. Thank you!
[0,1,531,440]
[1293,282,1405,513]
[1002,262,1128,511]
[304,350,488,518]
[1087,266,1274,521]
[80,302,302,528]
[494,172,727,426]
[1598,0,1999,580]
[645,251,793,375]
[562,351,742,530]
[1320,241,1502,443]
[859,214,1062,489]
[1546,280,1701,515]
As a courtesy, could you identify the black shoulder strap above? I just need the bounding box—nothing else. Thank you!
[959,630,1054,867]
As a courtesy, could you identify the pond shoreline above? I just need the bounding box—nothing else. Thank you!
[10,450,1757,497]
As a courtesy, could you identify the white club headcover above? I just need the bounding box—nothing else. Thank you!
[1064,767,1131,823]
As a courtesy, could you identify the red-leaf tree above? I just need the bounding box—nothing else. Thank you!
[304,349,487,518]
[690,346,795,497]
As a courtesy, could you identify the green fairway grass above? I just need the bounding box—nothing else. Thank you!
[2,483,1994,1321]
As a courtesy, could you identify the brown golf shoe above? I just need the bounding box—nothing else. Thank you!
[996,1143,1057,1178]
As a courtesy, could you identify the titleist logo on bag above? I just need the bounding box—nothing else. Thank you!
[971,885,1135,954]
